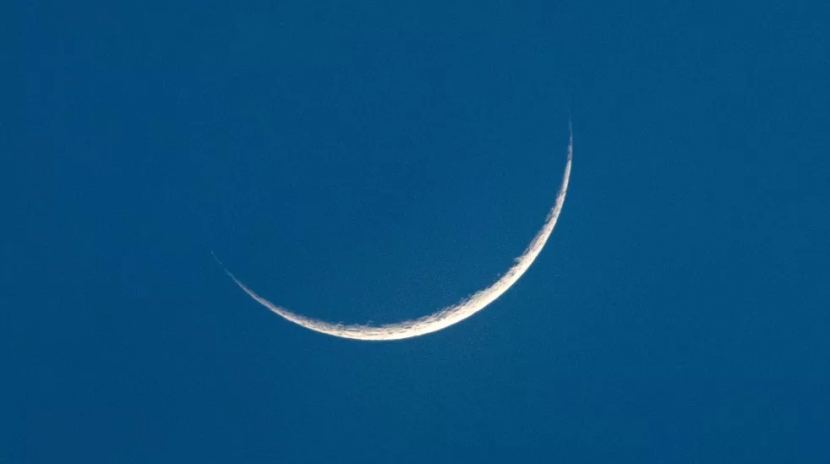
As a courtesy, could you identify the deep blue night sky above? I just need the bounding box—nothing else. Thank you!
[3,1,829,462]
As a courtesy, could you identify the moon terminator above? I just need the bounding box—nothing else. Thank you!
[216,130,573,341]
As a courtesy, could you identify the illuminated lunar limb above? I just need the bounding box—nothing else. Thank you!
[217,130,573,341]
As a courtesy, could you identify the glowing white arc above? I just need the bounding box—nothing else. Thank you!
[217,133,572,341]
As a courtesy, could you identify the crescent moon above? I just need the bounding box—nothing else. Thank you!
[217,130,572,341]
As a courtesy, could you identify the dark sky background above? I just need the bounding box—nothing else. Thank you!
[3,1,829,462]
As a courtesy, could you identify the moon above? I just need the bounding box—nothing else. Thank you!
[216,130,572,341]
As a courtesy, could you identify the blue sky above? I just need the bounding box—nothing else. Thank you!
[3,1,829,462]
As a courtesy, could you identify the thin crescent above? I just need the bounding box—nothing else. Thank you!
[217,131,572,341]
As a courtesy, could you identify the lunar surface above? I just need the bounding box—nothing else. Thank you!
[217,131,572,341]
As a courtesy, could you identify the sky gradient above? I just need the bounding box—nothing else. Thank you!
[3,1,829,462]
